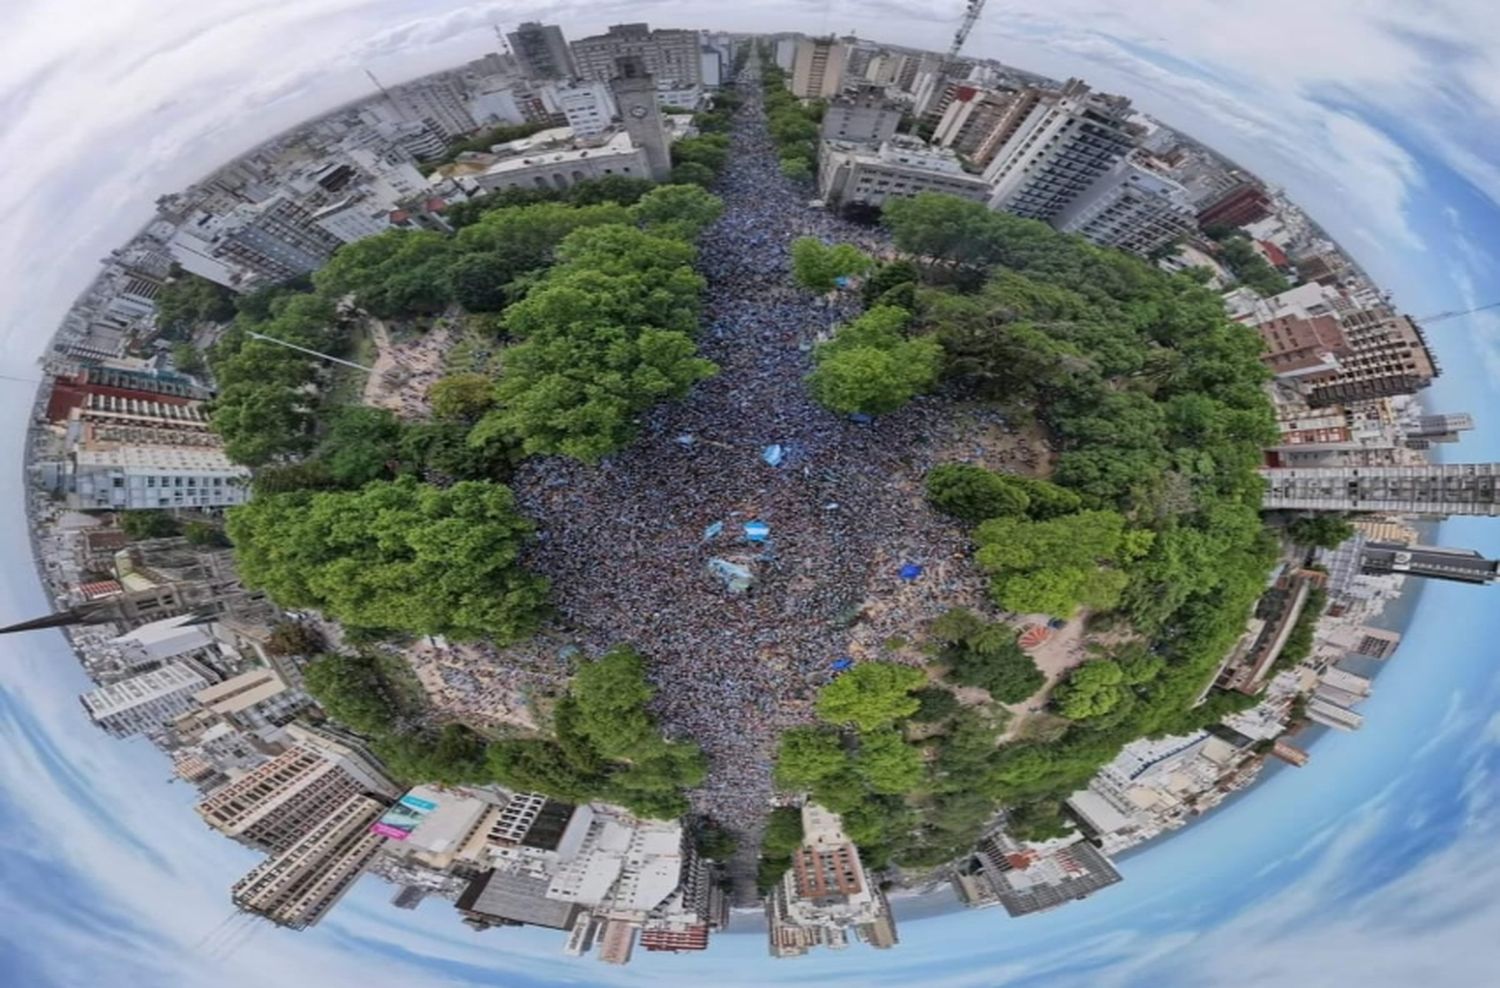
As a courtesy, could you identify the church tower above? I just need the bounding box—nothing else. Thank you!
[609,56,673,182]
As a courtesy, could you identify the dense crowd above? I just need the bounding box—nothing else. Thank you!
[503,67,1001,889]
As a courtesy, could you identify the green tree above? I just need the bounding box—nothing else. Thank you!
[910,686,960,722]
[1053,660,1126,719]
[313,230,456,318]
[974,511,1144,617]
[155,272,236,338]
[630,184,724,239]
[302,652,401,735]
[790,238,874,293]
[925,463,1031,523]
[779,157,812,181]
[1286,514,1355,549]
[445,251,515,313]
[227,476,548,641]
[318,405,404,488]
[815,662,925,731]
[171,343,206,376]
[1006,800,1076,842]
[940,615,1046,703]
[774,726,848,790]
[182,520,228,547]
[854,728,924,794]
[265,621,325,657]
[671,161,717,186]
[862,260,921,306]
[428,373,497,422]
[119,510,178,540]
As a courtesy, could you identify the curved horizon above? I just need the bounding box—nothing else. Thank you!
[4,3,1500,986]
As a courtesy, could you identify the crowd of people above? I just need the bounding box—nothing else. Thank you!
[499,66,1015,889]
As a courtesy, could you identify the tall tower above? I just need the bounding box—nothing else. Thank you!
[610,57,672,182]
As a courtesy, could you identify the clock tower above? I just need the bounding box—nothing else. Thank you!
[609,56,673,182]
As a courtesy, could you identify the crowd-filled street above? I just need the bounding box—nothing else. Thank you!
[502,64,1013,891]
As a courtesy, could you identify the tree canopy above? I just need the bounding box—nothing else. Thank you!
[790,238,874,294]
[807,305,941,415]
[227,476,548,641]
[814,662,925,731]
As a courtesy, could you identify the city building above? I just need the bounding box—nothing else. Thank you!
[1053,157,1196,255]
[78,662,211,737]
[1196,181,1273,228]
[968,832,1123,917]
[1302,313,1438,407]
[984,80,1137,222]
[549,81,617,138]
[58,441,250,511]
[457,868,583,931]
[1261,463,1500,516]
[572,23,703,86]
[818,136,993,209]
[789,36,846,100]
[508,22,576,81]
[819,85,904,145]
[471,129,653,193]
[1405,412,1475,446]
[1319,623,1403,660]
[310,195,392,244]
[1272,741,1310,767]
[196,724,400,853]
[231,792,388,929]
[1253,313,1352,382]
[193,667,309,727]
[766,803,896,958]
[933,86,1019,161]
[213,198,344,283]
[610,58,674,181]
[1306,696,1365,732]
[1360,543,1500,585]
[388,75,478,140]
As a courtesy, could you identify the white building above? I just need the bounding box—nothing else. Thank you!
[471,130,652,194]
[1053,158,1196,255]
[820,85,904,145]
[65,442,251,510]
[467,85,530,128]
[549,81,618,138]
[389,75,477,140]
[984,80,1137,221]
[818,136,993,208]
[311,196,392,244]
[80,662,211,737]
[773,37,798,72]
[110,613,218,669]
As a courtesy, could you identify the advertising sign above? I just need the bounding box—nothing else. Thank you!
[370,792,439,841]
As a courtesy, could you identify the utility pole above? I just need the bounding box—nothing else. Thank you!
[245,331,374,373]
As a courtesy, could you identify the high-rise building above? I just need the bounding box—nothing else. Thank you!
[1303,312,1437,407]
[212,198,344,284]
[196,724,400,853]
[765,804,896,958]
[1271,741,1311,767]
[230,792,387,929]
[1261,463,1500,516]
[59,440,250,511]
[572,24,703,86]
[609,58,673,182]
[983,80,1136,222]
[819,84,904,145]
[970,832,1123,917]
[1252,313,1352,382]
[389,75,478,140]
[596,920,638,965]
[508,22,576,81]
[933,87,1017,160]
[1406,412,1474,445]
[1053,157,1196,256]
[1318,623,1403,660]
[310,195,392,244]
[1306,696,1365,732]
[1359,543,1500,585]
[79,662,211,737]
[1196,181,1272,228]
[789,37,846,100]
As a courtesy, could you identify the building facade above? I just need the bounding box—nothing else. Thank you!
[572,24,703,86]
[819,136,993,208]
[1261,463,1500,516]
[984,80,1137,221]
[1053,158,1196,255]
[610,59,674,182]
[789,37,846,100]
[509,22,576,81]
[79,662,211,737]
[819,85,903,145]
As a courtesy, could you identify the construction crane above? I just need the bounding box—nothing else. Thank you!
[948,0,990,61]
[1415,301,1500,325]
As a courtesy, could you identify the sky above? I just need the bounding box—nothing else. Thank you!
[3,3,1500,986]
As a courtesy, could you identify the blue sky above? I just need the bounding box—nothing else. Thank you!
[3,2,1500,986]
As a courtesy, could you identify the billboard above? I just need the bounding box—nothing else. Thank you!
[370,792,439,841]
